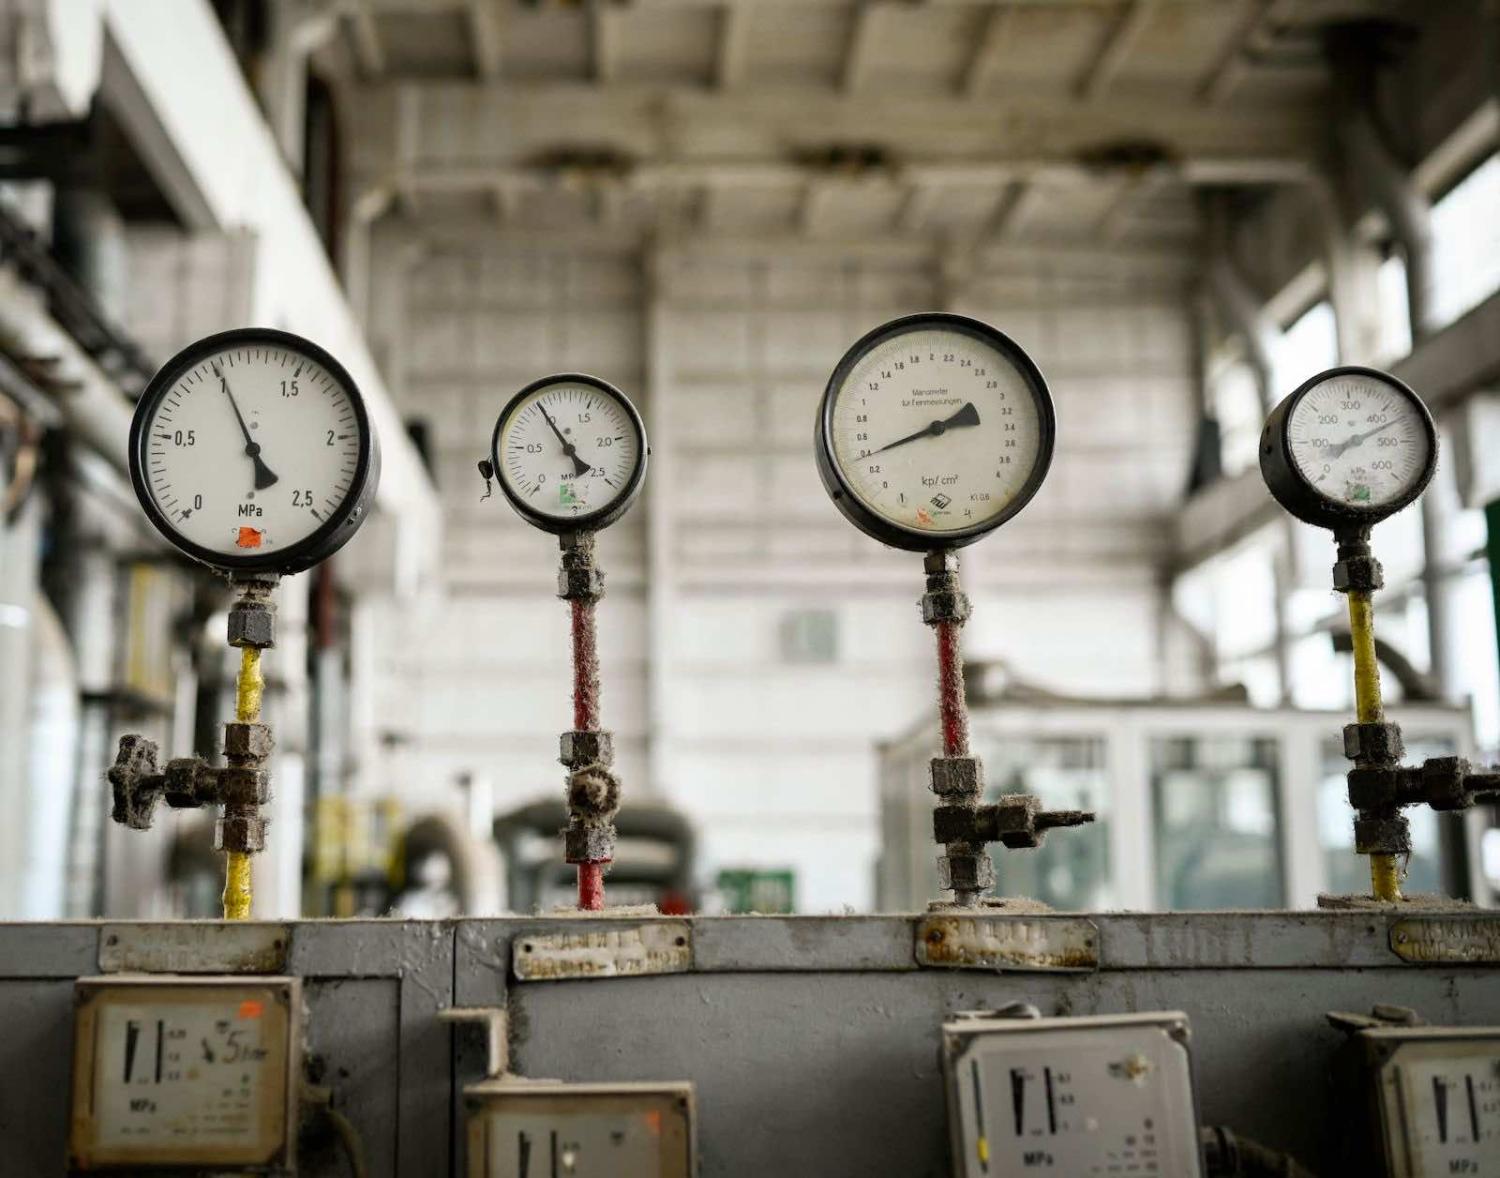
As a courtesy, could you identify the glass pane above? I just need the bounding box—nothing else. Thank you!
[1317,734,1455,896]
[1151,736,1283,908]
[975,733,1112,910]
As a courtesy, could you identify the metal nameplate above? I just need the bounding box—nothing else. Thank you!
[513,921,692,981]
[916,915,1099,972]
[98,923,290,974]
[1389,916,1500,964]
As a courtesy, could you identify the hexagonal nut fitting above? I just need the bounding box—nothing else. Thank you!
[920,589,971,627]
[1347,766,1402,810]
[937,850,994,893]
[1332,554,1384,593]
[1343,721,1404,765]
[1421,755,1472,811]
[216,814,268,854]
[559,730,614,768]
[1353,813,1411,855]
[563,822,616,863]
[991,795,1046,848]
[557,566,605,601]
[223,722,274,761]
[929,756,983,798]
[163,757,208,808]
[932,804,979,844]
[228,601,276,649]
[218,766,271,806]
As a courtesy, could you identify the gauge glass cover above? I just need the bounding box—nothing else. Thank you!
[1285,371,1433,510]
[819,314,1054,549]
[491,374,647,533]
[130,329,377,574]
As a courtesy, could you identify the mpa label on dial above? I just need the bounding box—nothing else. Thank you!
[490,373,648,534]
[1260,366,1436,531]
[816,313,1055,551]
[128,328,380,575]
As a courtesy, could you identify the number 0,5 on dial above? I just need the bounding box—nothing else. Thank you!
[816,313,1056,551]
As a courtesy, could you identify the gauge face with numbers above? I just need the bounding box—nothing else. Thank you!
[128,328,380,575]
[1260,366,1436,530]
[490,373,648,534]
[816,313,1056,551]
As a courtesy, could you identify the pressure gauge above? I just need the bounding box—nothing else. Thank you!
[129,328,380,576]
[1260,366,1437,531]
[816,312,1055,551]
[490,373,648,534]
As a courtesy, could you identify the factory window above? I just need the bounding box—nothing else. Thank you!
[1430,153,1500,328]
[1212,358,1262,477]
[779,608,838,664]
[1272,300,1338,402]
[1151,736,1284,909]
[1316,735,1451,897]
[1376,253,1413,363]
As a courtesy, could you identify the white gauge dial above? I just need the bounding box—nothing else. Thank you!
[492,375,647,532]
[1286,372,1433,509]
[131,331,376,572]
[820,316,1054,549]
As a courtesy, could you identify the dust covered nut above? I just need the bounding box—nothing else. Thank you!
[929,756,983,798]
[559,730,613,767]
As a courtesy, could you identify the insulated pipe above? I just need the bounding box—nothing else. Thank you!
[223,646,263,920]
[1347,587,1400,901]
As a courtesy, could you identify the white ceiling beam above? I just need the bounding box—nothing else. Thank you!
[715,3,751,89]
[345,2,386,78]
[798,179,837,236]
[1093,168,1164,242]
[1198,0,1275,105]
[985,180,1034,242]
[591,1,623,84]
[465,0,503,81]
[959,6,1014,99]
[1077,0,1157,101]
[897,183,942,233]
[841,2,882,93]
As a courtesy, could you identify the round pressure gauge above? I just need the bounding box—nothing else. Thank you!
[489,373,648,534]
[129,328,380,576]
[1260,366,1437,531]
[816,312,1055,551]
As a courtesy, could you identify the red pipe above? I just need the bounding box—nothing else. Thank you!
[935,619,969,758]
[576,861,605,911]
[569,596,607,908]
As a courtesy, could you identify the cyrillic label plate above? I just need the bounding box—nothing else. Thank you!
[98,923,289,973]
[1389,916,1500,964]
[916,916,1098,972]
[513,921,692,981]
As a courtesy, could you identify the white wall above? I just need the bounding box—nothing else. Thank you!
[364,236,1198,911]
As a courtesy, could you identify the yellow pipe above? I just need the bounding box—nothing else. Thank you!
[1347,590,1402,902]
[222,646,263,920]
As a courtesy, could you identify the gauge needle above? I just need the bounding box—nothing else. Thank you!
[875,402,981,454]
[213,363,279,490]
[1327,418,1401,459]
[537,402,592,477]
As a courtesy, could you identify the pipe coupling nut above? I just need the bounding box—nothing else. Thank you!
[929,756,984,799]
[1343,722,1404,765]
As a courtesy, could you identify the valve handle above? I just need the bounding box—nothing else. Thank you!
[108,734,164,831]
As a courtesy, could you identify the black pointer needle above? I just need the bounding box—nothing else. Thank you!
[213,363,279,490]
[537,402,592,477]
[874,401,982,455]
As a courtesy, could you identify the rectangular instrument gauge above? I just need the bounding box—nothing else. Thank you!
[68,977,300,1171]
[942,1011,1203,1177]
[1358,1026,1500,1176]
[465,1079,695,1177]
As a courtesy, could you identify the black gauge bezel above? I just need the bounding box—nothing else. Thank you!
[489,372,649,535]
[128,327,381,576]
[1259,365,1437,532]
[815,311,1057,552]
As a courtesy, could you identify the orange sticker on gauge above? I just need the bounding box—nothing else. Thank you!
[237,999,264,1019]
[236,527,264,549]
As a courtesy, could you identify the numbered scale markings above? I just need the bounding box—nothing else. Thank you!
[128,328,380,575]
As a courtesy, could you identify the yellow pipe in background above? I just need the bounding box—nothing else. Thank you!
[1347,589,1402,902]
[222,646,264,920]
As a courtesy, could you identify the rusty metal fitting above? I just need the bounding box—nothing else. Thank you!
[109,734,164,830]
[557,532,605,602]
[1420,756,1474,811]
[1353,812,1411,856]
[215,814,268,854]
[227,584,277,649]
[1343,721,1404,765]
[563,822,616,864]
[932,805,978,844]
[217,766,271,806]
[920,590,972,626]
[937,850,994,894]
[929,756,983,798]
[1347,766,1403,810]
[559,730,614,768]
[567,764,621,819]
[163,757,209,808]
[1331,530,1384,594]
[223,721,274,761]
